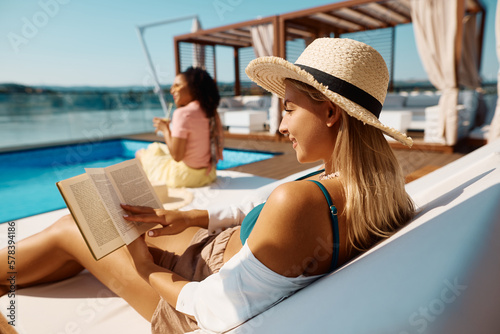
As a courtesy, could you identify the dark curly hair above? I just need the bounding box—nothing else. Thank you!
[181,67,220,118]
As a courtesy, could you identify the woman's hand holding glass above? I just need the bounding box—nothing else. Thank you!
[153,117,170,135]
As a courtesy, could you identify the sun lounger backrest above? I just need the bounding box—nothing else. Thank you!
[230,139,500,334]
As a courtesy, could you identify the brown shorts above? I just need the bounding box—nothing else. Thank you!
[151,226,240,334]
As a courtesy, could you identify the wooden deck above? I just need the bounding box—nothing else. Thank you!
[127,131,474,183]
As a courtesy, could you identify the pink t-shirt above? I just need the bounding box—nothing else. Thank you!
[170,100,211,169]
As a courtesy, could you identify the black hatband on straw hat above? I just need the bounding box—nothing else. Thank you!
[296,64,383,119]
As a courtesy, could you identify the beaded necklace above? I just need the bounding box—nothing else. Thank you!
[318,171,340,180]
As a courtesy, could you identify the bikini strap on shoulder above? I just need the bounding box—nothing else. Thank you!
[307,180,340,271]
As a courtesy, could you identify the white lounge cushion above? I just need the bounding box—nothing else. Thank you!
[228,138,500,334]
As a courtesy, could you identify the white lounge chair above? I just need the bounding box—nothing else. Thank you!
[2,139,500,333]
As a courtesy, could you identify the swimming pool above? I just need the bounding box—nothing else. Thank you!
[0,139,278,222]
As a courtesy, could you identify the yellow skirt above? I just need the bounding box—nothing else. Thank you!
[138,142,216,188]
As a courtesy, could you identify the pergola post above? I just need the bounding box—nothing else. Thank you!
[279,20,286,58]
[234,47,241,96]
[272,15,280,57]
[174,39,181,75]
[212,45,217,83]
[477,3,486,72]
[389,27,396,92]
[455,0,466,87]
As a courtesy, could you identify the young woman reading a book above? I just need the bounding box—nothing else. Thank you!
[0,38,415,333]
[136,66,224,188]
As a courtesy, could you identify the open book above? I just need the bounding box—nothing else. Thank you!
[57,159,162,260]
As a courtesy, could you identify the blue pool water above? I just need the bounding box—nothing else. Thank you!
[0,139,278,222]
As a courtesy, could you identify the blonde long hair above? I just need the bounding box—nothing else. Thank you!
[286,79,415,251]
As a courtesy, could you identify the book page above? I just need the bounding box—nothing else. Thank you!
[85,168,141,243]
[103,159,162,244]
[106,159,162,209]
[57,174,125,260]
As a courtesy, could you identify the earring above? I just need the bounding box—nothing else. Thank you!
[326,109,333,127]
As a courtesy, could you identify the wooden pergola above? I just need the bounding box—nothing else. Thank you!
[173,0,486,96]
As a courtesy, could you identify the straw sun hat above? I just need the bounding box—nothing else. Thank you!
[245,38,413,147]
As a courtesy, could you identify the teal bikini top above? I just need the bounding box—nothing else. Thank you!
[240,169,340,271]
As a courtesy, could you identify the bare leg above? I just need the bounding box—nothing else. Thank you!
[0,215,160,321]
[0,222,85,288]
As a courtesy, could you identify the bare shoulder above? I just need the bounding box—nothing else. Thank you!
[247,180,339,277]
[266,181,326,215]
[265,180,343,216]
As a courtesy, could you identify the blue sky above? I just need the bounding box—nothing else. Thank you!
[0,0,497,87]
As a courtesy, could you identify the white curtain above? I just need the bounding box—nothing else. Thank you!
[251,23,274,58]
[250,23,280,134]
[489,1,500,143]
[192,18,205,69]
[411,0,464,145]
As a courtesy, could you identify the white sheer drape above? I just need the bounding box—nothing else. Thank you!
[251,24,273,58]
[192,18,205,69]
[250,23,280,134]
[411,0,464,145]
[488,2,500,143]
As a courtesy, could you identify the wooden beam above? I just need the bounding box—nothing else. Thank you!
[279,0,380,21]
[177,38,217,47]
[190,35,251,48]
[312,12,365,31]
[211,31,252,44]
[227,28,252,38]
[287,17,345,35]
[175,16,276,47]
[359,2,409,26]
[368,2,409,23]
[333,7,387,29]
[286,26,316,38]
[329,8,383,30]
[354,6,391,28]
[288,16,337,33]
[379,1,412,21]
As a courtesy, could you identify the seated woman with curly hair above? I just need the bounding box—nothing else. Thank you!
[137,67,224,188]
